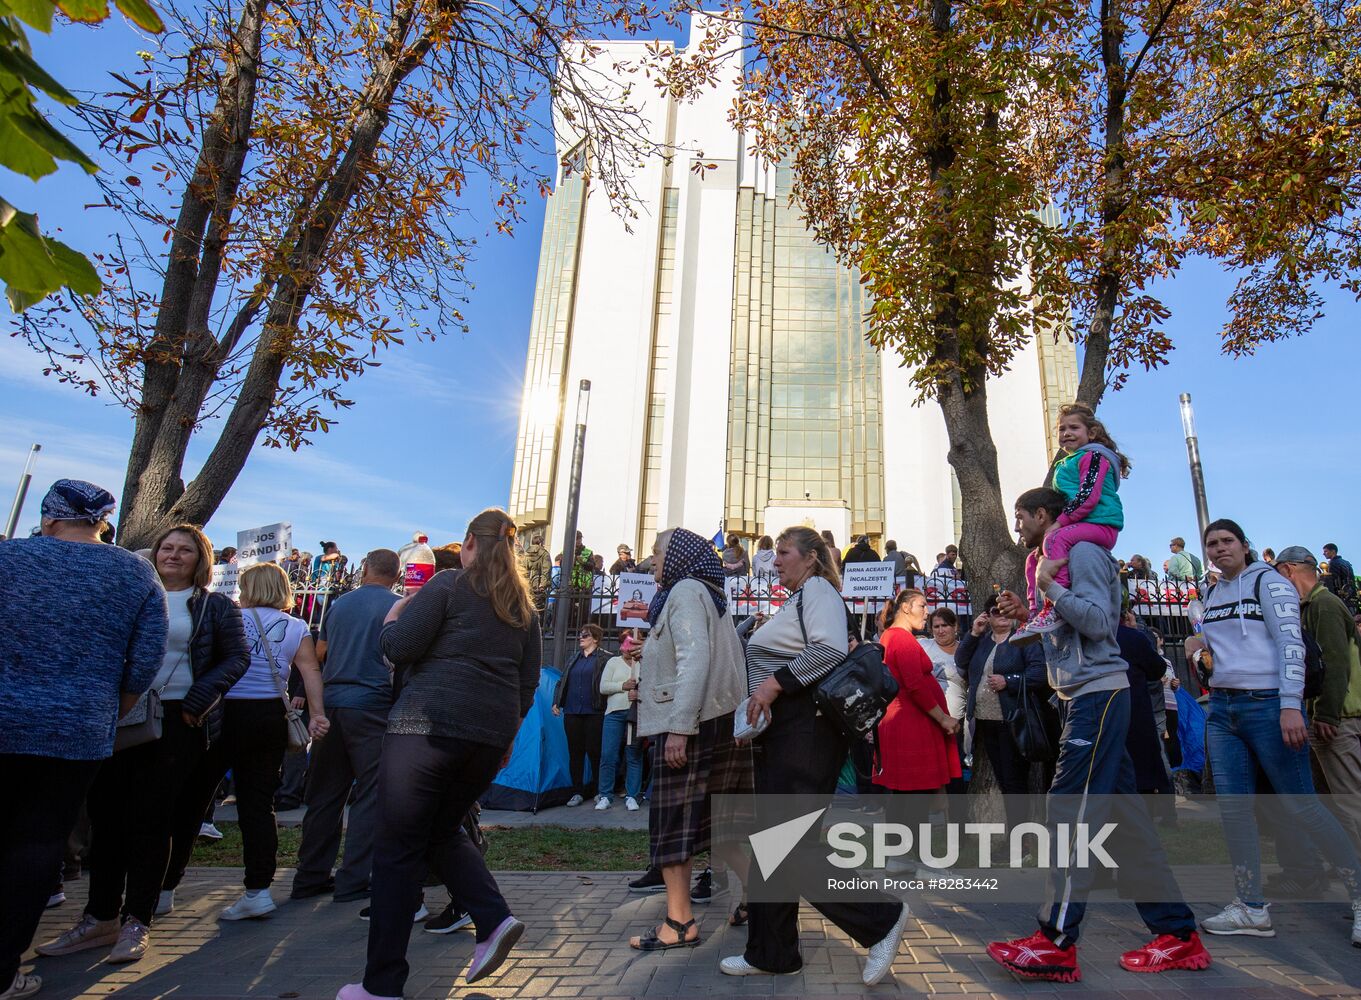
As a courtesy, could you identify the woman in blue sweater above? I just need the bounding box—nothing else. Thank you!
[0,480,168,1000]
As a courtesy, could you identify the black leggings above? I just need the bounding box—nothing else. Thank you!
[976,719,1031,829]
[86,704,207,925]
[363,733,510,997]
[0,754,100,989]
[563,712,603,798]
[170,699,287,891]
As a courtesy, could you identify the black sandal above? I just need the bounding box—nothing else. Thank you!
[729,903,749,927]
[630,916,700,951]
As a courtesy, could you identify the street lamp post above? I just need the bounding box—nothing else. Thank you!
[551,380,591,671]
[4,443,41,540]
[1179,394,1211,569]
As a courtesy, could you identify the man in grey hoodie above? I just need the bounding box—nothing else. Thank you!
[985,487,1209,983]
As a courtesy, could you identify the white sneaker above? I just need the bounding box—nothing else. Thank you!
[1351,900,1361,948]
[862,902,911,985]
[106,919,150,963]
[199,823,224,840]
[594,796,610,811]
[36,914,120,956]
[565,794,584,807]
[0,972,41,999]
[220,890,277,921]
[1200,898,1274,937]
[719,955,796,976]
[625,796,640,811]
[155,890,175,916]
[45,890,65,908]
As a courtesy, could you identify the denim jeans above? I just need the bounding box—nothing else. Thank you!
[597,710,642,800]
[1206,688,1361,905]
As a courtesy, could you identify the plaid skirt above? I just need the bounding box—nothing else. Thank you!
[648,711,754,868]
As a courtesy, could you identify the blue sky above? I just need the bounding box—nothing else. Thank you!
[4,14,1358,572]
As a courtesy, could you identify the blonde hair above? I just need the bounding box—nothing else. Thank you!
[1057,402,1132,477]
[464,507,534,629]
[151,524,214,590]
[239,561,294,610]
[776,526,841,589]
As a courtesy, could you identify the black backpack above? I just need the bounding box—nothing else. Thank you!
[794,590,900,744]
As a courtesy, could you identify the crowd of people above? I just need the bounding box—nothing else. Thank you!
[3,396,1360,999]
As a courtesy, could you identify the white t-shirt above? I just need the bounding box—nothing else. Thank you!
[231,607,309,700]
[920,637,966,719]
[154,588,196,700]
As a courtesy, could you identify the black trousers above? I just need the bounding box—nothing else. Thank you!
[563,712,603,798]
[294,706,389,897]
[744,692,903,974]
[0,754,100,989]
[86,704,207,925]
[975,719,1031,829]
[363,733,510,997]
[171,699,287,891]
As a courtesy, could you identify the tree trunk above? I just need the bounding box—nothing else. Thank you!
[118,0,268,548]
[1075,0,1128,411]
[118,0,434,548]
[938,371,1028,607]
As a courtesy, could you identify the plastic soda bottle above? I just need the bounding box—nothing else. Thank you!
[399,533,436,596]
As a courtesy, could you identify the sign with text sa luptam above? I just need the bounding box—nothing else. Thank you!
[236,522,292,567]
[840,562,896,599]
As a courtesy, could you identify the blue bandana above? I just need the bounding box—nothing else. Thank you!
[40,479,117,523]
[646,527,727,625]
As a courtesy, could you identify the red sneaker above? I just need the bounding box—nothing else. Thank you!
[1118,931,1211,973]
[986,930,1081,982]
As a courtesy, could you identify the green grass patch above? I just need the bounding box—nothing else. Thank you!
[190,823,649,871]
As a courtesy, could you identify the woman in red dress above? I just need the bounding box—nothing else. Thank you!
[874,589,961,859]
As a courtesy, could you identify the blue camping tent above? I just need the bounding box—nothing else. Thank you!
[479,666,575,812]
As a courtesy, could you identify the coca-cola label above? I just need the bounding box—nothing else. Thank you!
[404,562,435,590]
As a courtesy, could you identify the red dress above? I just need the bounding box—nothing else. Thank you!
[873,627,962,791]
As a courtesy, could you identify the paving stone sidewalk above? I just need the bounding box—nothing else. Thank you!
[25,867,1361,1000]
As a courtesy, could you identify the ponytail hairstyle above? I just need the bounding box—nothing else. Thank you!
[776,525,841,590]
[879,587,925,633]
[1057,402,1132,478]
[463,508,534,629]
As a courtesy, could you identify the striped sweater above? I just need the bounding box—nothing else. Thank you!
[745,575,847,693]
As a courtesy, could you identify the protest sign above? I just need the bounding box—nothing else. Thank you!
[616,572,657,629]
[209,562,239,601]
[840,562,896,599]
[236,522,291,567]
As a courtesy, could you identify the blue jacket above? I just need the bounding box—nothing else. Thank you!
[955,629,1047,720]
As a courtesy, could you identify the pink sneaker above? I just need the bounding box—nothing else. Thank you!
[466,916,525,984]
[335,983,399,1000]
[1011,606,1061,646]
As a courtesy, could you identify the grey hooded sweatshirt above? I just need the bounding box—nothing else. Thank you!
[1040,541,1129,701]
[1200,561,1306,710]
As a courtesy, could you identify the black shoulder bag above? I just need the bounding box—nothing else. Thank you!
[794,588,899,744]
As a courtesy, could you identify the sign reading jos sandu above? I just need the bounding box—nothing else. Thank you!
[236,522,292,567]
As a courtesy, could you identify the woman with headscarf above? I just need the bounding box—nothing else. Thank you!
[0,480,168,1000]
[627,528,751,951]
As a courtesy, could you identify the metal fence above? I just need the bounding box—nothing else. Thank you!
[529,568,1208,676]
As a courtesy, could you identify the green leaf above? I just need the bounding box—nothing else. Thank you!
[11,109,98,172]
[0,42,78,102]
[0,113,59,178]
[4,0,56,32]
[113,0,162,33]
[0,206,101,309]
